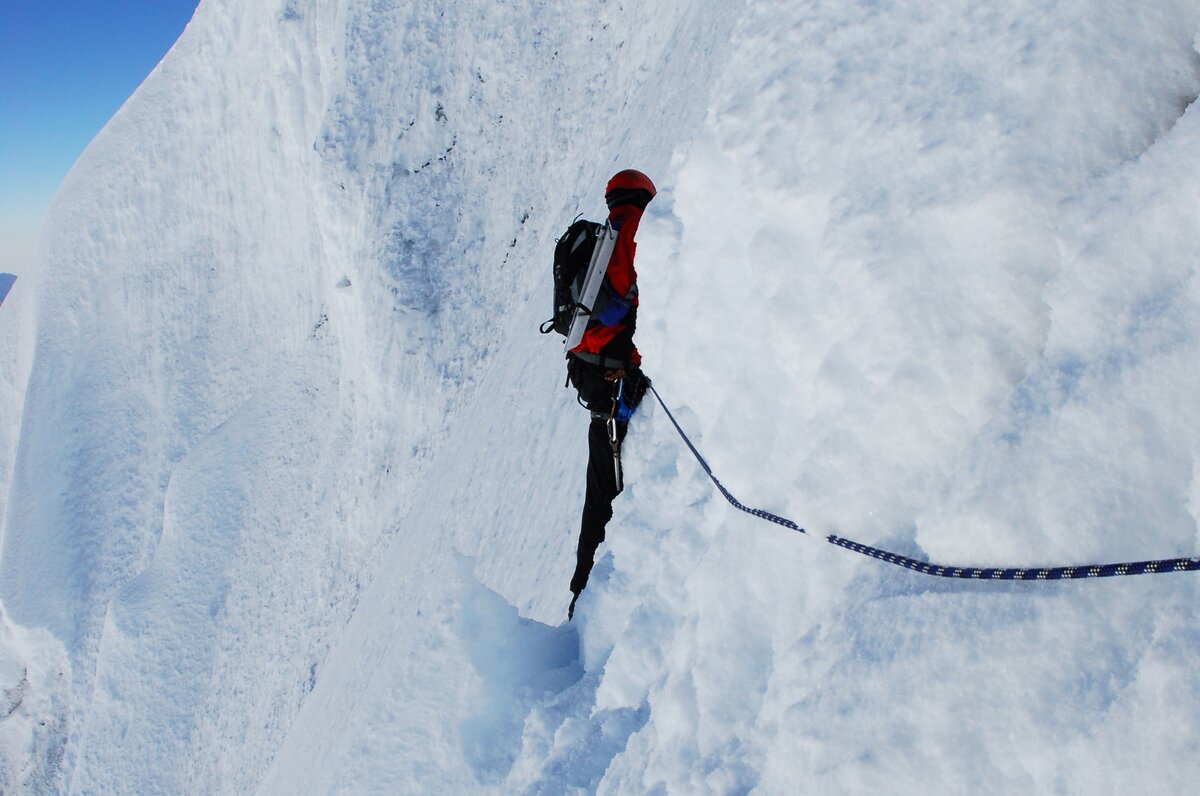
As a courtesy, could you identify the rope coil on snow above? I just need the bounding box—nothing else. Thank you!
[647,384,1200,580]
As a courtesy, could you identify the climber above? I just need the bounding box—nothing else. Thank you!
[565,169,655,620]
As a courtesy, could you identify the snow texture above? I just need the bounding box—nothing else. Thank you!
[0,275,15,309]
[3,0,1200,793]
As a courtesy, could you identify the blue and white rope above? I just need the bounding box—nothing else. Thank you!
[648,384,1200,581]
[826,535,1200,580]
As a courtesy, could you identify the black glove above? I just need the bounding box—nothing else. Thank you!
[623,369,650,410]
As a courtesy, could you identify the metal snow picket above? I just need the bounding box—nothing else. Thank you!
[647,383,1200,581]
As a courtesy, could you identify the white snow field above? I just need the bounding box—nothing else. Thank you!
[3,0,1200,792]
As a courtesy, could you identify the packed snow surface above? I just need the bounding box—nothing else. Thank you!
[3,0,1200,792]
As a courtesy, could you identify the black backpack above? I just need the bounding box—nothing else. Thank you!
[539,218,603,336]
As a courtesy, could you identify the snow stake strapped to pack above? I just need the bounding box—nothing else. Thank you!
[539,219,619,350]
[647,383,1200,581]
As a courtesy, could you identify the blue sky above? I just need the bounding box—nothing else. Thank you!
[1,0,199,270]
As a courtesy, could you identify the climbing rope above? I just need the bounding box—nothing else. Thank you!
[647,383,1200,580]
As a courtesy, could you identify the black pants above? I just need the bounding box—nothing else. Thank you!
[571,416,628,594]
[567,357,647,595]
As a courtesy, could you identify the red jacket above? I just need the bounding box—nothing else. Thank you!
[570,203,643,366]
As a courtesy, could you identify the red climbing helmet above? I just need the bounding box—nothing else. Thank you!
[605,169,657,199]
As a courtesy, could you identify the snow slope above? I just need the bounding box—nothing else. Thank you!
[4,0,1200,792]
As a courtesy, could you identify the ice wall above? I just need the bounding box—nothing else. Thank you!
[1,0,736,791]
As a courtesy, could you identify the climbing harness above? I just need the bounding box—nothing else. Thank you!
[571,350,631,372]
[647,383,1200,581]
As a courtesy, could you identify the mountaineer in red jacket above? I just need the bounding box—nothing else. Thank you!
[566,169,655,620]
